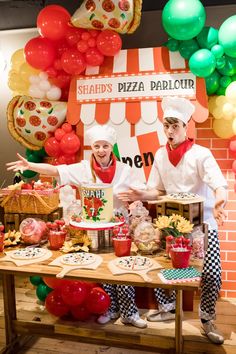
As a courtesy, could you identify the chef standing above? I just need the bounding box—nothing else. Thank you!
[118,96,227,344]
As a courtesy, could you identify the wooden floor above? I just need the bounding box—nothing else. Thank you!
[0,276,236,354]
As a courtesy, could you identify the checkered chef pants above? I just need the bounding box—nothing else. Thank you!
[153,229,222,320]
[102,284,139,318]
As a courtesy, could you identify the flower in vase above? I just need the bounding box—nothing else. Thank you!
[154,214,194,238]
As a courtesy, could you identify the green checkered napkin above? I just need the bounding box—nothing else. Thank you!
[161,267,201,280]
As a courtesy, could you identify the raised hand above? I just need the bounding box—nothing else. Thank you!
[6,153,30,173]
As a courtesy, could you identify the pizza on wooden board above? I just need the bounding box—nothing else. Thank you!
[60,252,96,266]
[116,256,152,271]
[10,247,47,260]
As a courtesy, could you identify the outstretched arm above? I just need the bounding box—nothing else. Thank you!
[213,187,227,226]
[118,188,165,202]
[6,153,59,177]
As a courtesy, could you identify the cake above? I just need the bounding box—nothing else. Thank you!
[80,183,113,223]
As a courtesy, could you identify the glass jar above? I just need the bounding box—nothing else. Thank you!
[134,221,160,254]
[19,218,48,245]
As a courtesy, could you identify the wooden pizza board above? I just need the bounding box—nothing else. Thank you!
[108,258,163,282]
[0,249,53,266]
[48,253,103,278]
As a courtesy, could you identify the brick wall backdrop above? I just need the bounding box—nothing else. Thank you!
[196,115,236,298]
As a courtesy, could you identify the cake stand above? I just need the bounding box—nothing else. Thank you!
[69,220,125,251]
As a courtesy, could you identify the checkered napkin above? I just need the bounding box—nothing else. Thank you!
[159,267,201,284]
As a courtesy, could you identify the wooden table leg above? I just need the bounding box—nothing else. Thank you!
[175,289,183,354]
[2,273,17,345]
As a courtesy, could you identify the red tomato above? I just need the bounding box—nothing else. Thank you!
[21,183,33,190]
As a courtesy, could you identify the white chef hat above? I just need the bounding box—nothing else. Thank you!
[161,97,195,124]
[86,124,117,146]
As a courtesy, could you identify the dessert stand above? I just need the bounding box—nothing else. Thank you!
[69,220,124,251]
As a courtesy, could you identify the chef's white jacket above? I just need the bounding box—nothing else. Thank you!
[147,144,227,229]
[57,160,145,209]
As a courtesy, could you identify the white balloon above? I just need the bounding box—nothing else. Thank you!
[29,75,40,84]
[212,106,224,120]
[39,79,51,91]
[39,71,48,80]
[29,84,45,98]
[46,86,61,101]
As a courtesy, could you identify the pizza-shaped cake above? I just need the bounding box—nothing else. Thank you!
[166,192,200,200]
[71,0,142,34]
[116,256,152,271]
[7,95,67,150]
[10,247,47,260]
[61,252,96,266]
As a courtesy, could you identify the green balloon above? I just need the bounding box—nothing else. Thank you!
[179,39,199,60]
[205,70,221,95]
[216,86,226,96]
[27,153,42,163]
[217,56,236,76]
[220,75,232,88]
[20,170,37,179]
[219,15,236,58]
[189,49,216,77]
[162,0,206,40]
[165,38,179,52]
[30,276,43,286]
[196,26,218,49]
[216,57,226,70]
[33,147,47,158]
[36,283,52,302]
[211,44,224,59]
[231,74,236,81]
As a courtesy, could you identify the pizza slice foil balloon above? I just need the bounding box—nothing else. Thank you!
[71,0,142,34]
[7,95,67,150]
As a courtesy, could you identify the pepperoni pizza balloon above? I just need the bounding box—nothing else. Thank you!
[7,95,67,150]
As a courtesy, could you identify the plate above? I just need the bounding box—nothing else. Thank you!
[69,220,124,230]
[165,192,200,200]
[60,253,96,266]
[10,247,46,260]
[115,256,153,271]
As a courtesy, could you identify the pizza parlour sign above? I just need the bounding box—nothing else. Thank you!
[76,72,196,103]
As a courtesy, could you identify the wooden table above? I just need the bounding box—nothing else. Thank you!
[0,250,201,354]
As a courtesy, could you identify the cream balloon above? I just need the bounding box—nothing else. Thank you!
[226,82,236,103]
[212,106,224,120]
[29,84,46,99]
[213,117,235,138]
[19,62,40,83]
[232,118,236,135]
[10,49,25,71]
[222,102,234,120]
[208,96,218,114]
[216,95,227,106]
[39,79,51,92]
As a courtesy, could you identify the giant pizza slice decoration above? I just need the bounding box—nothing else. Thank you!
[7,95,67,150]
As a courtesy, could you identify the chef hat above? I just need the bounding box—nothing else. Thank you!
[161,97,195,124]
[86,124,117,146]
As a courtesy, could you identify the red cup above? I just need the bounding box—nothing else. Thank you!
[0,233,4,252]
[113,237,131,257]
[170,247,191,268]
[48,230,66,250]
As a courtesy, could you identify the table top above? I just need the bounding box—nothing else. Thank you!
[0,248,202,291]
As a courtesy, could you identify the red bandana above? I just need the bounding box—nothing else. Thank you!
[92,154,116,183]
[166,139,194,167]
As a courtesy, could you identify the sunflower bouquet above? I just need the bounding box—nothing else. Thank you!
[154,214,194,238]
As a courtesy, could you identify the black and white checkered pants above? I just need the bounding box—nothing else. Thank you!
[102,284,139,318]
[153,229,222,320]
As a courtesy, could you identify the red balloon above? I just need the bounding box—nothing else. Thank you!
[77,40,89,53]
[84,282,100,292]
[229,137,236,159]
[85,48,104,66]
[45,289,69,317]
[55,128,66,141]
[232,160,236,173]
[61,49,86,75]
[24,37,56,70]
[62,123,73,133]
[50,71,71,89]
[44,137,61,157]
[60,133,80,154]
[56,39,70,58]
[70,305,91,321]
[65,27,85,47]
[46,66,58,78]
[43,277,69,289]
[61,282,87,306]
[37,5,70,41]
[85,287,110,315]
[64,155,76,165]
[96,30,122,57]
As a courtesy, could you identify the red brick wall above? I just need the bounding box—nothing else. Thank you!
[196,116,236,298]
